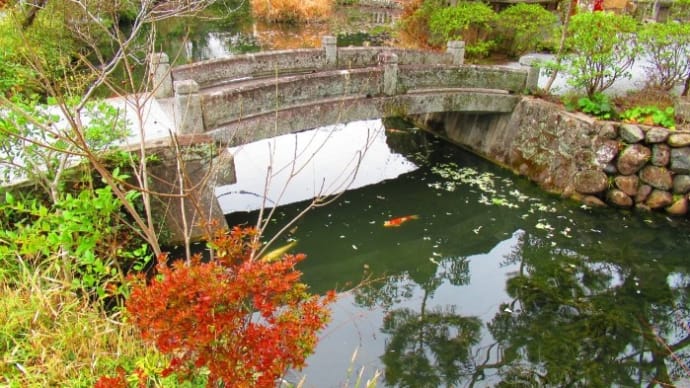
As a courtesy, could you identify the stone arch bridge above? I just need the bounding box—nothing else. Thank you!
[145,37,538,242]
[151,36,538,146]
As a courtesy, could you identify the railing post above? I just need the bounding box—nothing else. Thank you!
[322,35,337,67]
[173,80,204,134]
[519,55,540,93]
[446,41,465,66]
[379,52,398,96]
[149,52,173,98]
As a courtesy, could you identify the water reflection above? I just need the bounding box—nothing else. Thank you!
[215,120,418,214]
[154,5,400,63]
[241,130,690,387]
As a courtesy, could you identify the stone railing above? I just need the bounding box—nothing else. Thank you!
[155,37,466,92]
[148,37,540,136]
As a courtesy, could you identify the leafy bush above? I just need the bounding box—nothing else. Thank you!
[397,0,440,49]
[0,6,86,98]
[638,21,690,91]
[565,92,617,120]
[126,227,336,387]
[495,3,558,58]
[562,12,639,97]
[620,106,676,129]
[428,1,497,58]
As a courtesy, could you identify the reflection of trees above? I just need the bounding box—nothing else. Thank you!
[381,300,482,387]
[355,255,484,387]
[354,228,690,387]
[488,231,690,387]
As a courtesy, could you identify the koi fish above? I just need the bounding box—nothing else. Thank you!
[383,215,419,227]
[260,240,298,262]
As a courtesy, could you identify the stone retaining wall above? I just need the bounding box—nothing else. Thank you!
[414,97,690,216]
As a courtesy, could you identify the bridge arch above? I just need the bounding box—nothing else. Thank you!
[151,37,538,145]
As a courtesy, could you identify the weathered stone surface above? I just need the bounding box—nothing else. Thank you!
[598,122,618,139]
[607,189,633,207]
[670,147,690,173]
[639,166,673,190]
[574,170,609,194]
[646,189,673,209]
[635,203,651,212]
[614,175,639,197]
[673,175,690,194]
[619,124,644,143]
[646,126,670,143]
[635,184,653,203]
[583,195,607,207]
[666,196,688,215]
[617,144,651,175]
[668,132,690,147]
[596,140,619,166]
[603,162,618,174]
[651,144,670,166]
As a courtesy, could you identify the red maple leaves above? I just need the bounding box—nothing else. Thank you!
[125,227,336,387]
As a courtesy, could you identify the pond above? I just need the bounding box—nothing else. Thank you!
[218,119,690,387]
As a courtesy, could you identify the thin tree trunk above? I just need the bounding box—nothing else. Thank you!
[544,0,574,93]
[21,0,48,30]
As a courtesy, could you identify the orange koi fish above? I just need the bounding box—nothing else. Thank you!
[383,215,419,227]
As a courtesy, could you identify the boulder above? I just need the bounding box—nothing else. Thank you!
[651,144,670,166]
[635,184,653,203]
[619,124,645,143]
[668,132,690,147]
[617,144,652,175]
[574,170,609,194]
[607,189,633,207]
[598,122,618,139]
[646,189,673,209]
[670,147,690,174]
[638,166,673,190]
[666,196,688,216]
[645,126,670,143]
[673,174,690,194]
[614,175,639,197]
[596,140,619,166]
[583,195,607,207]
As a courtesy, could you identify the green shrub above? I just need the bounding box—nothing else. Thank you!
[428,1,497,58]
[495,3,558,58]
[562,12,639,97]
[638,21,690,91]
[565,92,617,120]
[620,106,676,129]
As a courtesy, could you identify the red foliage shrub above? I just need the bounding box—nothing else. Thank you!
[126,227,336,387]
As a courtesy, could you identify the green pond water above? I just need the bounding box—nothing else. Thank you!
[221,120,690,387]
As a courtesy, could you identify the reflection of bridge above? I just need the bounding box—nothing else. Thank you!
[151,36,538,146]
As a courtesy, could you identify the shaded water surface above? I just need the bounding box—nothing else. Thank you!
[223,120,690,387]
